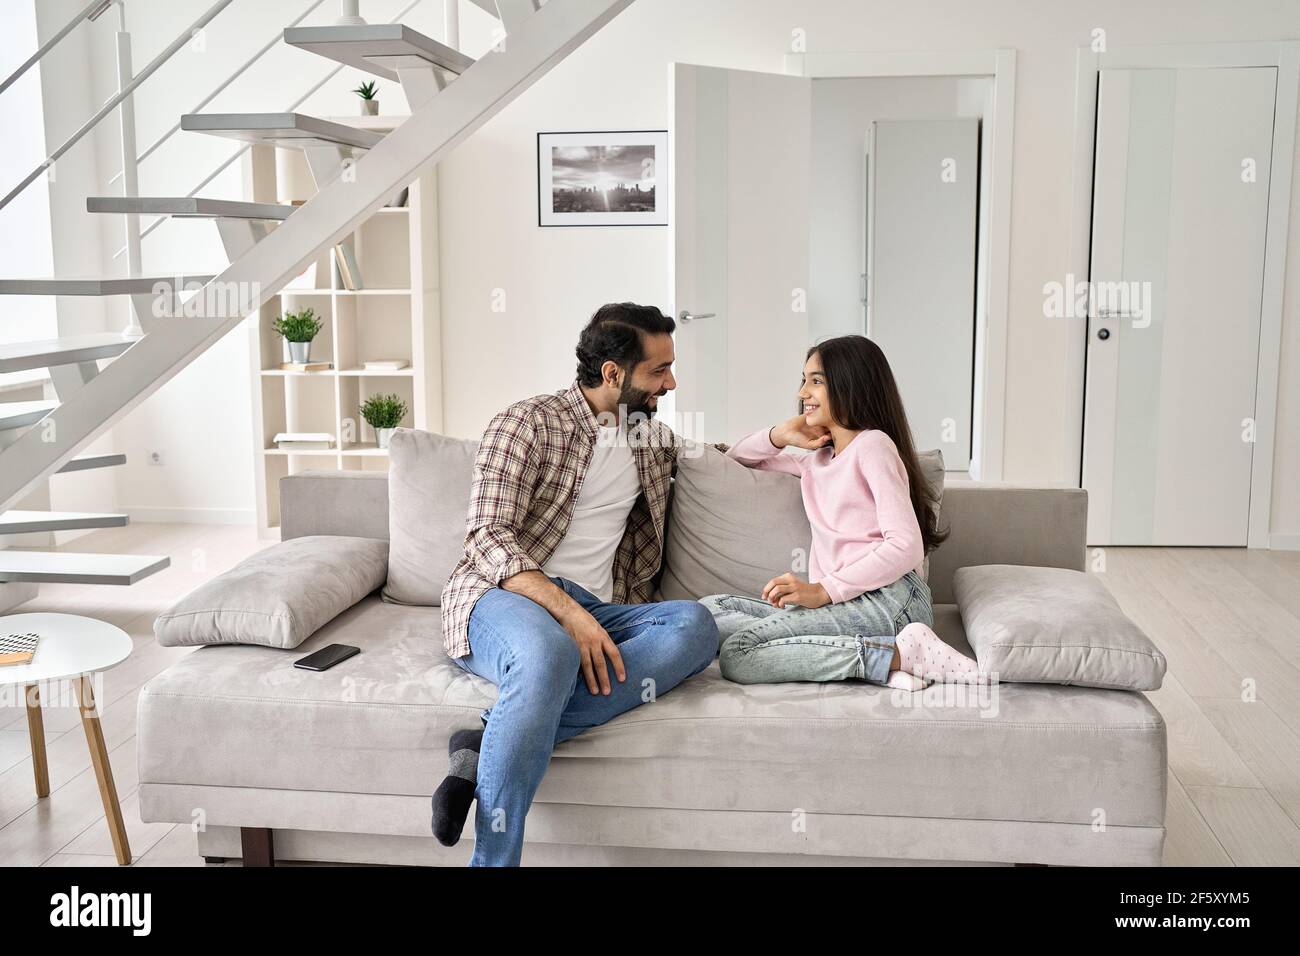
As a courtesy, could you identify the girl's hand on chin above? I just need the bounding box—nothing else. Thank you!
[762,573,832,609]
[771,415,832,451]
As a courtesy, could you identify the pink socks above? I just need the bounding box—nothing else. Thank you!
[885,670,931,691]
[895,622,990,684]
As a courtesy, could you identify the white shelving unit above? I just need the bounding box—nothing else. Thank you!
[243,123,441,533]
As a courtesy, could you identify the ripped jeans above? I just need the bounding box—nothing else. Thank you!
[701,570,933,686]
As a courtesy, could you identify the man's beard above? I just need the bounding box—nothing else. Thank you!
[618,379,660,420]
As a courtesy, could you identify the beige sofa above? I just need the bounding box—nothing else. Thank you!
[137,471,1167,866]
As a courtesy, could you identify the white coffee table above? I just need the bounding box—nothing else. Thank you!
[1,612,134,865]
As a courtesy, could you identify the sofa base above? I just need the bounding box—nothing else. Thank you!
[199,826,1013,867]
[142,783,1164,867]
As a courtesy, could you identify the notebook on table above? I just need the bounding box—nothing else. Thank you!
[0,631,41,667]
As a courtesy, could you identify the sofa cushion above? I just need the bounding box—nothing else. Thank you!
[153,535,388,649]
[658,442,944,601]
[137,596,1166,828]
[953,564,1167,690]
[383,427,479,606]
[916,448,944,581]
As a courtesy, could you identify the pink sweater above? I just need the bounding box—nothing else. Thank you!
[727,427,924,604]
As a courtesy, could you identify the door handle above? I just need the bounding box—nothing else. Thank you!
[678,310,716,324]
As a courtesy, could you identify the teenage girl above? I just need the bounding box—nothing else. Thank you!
[700,335,988,690]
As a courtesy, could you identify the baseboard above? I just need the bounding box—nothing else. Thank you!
[123,506,255,526]
[1268,532,1300,551]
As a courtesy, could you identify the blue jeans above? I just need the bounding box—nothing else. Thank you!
[454,576,718,866]
[703,570,933,685]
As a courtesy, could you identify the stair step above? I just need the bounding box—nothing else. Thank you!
[0,401,56,431]
[0,333,138,374]
[466,0,500,15]
[180,113,384,151]
[0,275,214,296]
[0,511,129,534]
[87,196,296,221]
[283,24,475,82]
[57,453,127,473]
[0,550,169,585]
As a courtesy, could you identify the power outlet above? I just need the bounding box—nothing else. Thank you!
[148,451,164,466]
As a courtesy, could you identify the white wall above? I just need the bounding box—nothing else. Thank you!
[434,0,1300,542]
[29,0,1300,543]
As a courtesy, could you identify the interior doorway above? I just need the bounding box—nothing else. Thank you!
[863,114,983,471]
[669,51,1015,478]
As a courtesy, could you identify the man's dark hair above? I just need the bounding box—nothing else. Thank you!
[574,303,675,388]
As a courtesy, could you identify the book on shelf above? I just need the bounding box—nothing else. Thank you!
[335,240,365,291]
[273,432,335,451]
[280,361,333,372]
[0,631,41,668]
[361,359,409,371]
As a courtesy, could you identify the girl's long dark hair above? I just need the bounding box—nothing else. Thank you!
[806,335,948,554]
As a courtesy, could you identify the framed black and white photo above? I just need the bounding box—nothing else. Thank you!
[537,130,669,226]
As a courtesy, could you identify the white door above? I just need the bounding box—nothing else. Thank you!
[867,119,979,469]
[1083,67,1276,545]
[670,64,811,443]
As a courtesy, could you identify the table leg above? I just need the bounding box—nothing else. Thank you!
[24,683,49,798]
[75,675,132,865]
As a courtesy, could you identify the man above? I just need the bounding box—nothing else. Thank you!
[431,302,720,866]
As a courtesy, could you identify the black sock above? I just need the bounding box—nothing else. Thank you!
[431,727,483,847]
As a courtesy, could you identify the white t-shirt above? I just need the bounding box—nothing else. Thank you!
[541,425,641,602]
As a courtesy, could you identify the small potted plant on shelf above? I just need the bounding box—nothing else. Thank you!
[353,80,379,116]
[272,308,324,364]
[360,393,408,449]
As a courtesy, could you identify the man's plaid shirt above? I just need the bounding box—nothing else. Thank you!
[440,379,695,658]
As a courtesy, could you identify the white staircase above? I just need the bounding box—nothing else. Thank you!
[179,111,385,151]
[0,276,212,296]
[57,453,127,473]
[0,551,170,585]
[282,22,475,108]
[86,198,297,260]
[0,511,128,534]
[0,333,138,373]
[0,401,58,435]
[282,23,476,79]
[180,111,384,201]
[86,197,296,221]
[0,0,635,606]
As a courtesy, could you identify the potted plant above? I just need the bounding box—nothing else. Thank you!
[360,393,408,449]
[353,80,379,116]
[272,308,324,364]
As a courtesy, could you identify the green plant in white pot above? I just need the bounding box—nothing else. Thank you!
[360,393,408,449]
[273,308,323,364]
[353,80,379,116]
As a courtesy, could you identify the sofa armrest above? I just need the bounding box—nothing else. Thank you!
[927,484,1087,604]
[280,470,389,541]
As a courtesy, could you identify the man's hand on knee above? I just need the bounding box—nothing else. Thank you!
[560,606,626,696]
[500,570,627,697]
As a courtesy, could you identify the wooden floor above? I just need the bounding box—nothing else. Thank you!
[1,523,1298,866]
